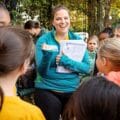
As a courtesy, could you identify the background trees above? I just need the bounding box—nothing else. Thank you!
[1,0,120,35]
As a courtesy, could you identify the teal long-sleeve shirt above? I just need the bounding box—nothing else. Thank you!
[35,29,90,92]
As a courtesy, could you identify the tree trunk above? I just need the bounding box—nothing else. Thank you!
[87,0,112,35]
[104,0,112,27]
[96,0,104,33]
[87,0,98,35]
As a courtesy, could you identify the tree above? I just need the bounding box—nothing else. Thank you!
[104,0,113,27]
[1,0,119,35]
[82,0,112,35]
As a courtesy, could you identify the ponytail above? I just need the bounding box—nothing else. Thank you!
[0,87,4,111]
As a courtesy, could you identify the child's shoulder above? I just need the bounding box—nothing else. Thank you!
[17,97,45,119]
[2,96,45,120]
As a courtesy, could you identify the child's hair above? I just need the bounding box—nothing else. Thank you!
[99,27,113,38]
[102,27,113,37]
[63,76,120,120]
[0,87,3,111]
[24,20,40,29]
[0,27,34,109]
[98,38,120,69]
[0,27,34,76]
[87,35,99,45]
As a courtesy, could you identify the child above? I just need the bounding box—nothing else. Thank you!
[98,27,113,41]
[0,27,45,120]
[63,76,120,120]
[93,27,113,75]
[87,35,98,74]
[24,20,46,44]
[96,38,120,85]
[80,35,98,82]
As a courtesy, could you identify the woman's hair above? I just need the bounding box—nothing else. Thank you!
[63,76,120,120]
[98,38,120,68]
[51,5,70,21]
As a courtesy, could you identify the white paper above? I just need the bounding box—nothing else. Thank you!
[57,40,87,73]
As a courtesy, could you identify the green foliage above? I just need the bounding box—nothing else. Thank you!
[111,1,120,28]
[2,0,120,34]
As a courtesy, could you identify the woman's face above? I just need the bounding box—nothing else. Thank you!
[52,9,70,34]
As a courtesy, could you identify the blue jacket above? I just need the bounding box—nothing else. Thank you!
[35,29,90,92]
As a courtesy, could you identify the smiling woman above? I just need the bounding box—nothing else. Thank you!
[34,5,90,120]
[52,6,70,37]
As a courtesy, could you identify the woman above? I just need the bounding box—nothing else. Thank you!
[34,5,90,120]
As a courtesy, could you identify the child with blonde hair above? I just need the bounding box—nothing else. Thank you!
[96,37,120,85]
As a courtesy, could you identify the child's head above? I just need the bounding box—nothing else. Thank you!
[96,38,120,74]
[98,27,113,41]
[87,35,98,52]
[63,76,120,120]
[24,20,41,37]
[0,26,34,76]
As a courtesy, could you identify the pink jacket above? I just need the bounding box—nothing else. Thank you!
[106,71,120,86]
